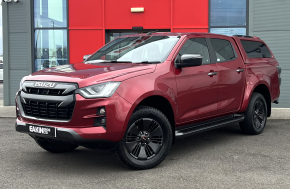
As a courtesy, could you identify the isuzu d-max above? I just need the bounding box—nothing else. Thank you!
[16,33,281,169]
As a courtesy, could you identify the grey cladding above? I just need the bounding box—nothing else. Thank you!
[250,0,290,108]
[4,0,33,105]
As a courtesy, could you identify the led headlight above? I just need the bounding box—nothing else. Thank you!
[76,82,121,98]
[19,77,26,91]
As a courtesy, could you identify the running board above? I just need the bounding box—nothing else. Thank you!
[175,114,245,138]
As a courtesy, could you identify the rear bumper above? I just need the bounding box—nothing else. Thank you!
[15,92,133,142]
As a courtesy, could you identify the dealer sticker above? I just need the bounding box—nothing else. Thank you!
[28,125,55,137]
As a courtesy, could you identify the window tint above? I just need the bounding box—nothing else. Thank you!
[240,40,272,58]
[210,38,236,62]
[178,38,210,64]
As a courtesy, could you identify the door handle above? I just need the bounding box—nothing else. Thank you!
[208,72,217,76]
[236,68,244,73]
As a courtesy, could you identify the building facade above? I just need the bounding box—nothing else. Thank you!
[1,0,288,107]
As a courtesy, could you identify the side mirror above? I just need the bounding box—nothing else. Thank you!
[175,54,203,69]
[83,54,92,61]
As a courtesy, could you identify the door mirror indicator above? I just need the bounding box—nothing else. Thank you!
[175,54,203,69]
[83,54,92,61]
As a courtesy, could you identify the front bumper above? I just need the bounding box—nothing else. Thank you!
[15,92,133,142]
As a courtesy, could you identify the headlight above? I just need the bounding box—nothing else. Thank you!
[19,77,26,91]
[76,82,121,98]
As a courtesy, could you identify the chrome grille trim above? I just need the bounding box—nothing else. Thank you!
[22,81,78,95]
[18,81,78,122]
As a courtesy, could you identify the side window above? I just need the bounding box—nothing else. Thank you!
[178,38,210,64]
[240,40,272,58]
[210,38,236,62]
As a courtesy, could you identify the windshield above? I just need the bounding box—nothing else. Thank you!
[86,36,179,63]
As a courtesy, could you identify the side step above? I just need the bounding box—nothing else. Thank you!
[175,114,245,138]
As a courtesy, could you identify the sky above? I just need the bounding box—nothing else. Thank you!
[0,6,2,55]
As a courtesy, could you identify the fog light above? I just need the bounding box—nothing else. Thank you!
[100,118,106,124]
[100,108,106,115]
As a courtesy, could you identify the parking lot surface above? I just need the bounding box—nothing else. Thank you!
[0,118,290,189]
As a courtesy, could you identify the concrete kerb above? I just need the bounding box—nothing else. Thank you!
[0,106,15,118]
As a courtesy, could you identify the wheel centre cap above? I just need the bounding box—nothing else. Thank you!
[141,135,148,142]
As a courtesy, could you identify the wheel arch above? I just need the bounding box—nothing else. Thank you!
[124,94,177,144]
[252,84,271,117]
[240,82,272,117]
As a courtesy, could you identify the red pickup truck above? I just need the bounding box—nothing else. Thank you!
[16,33,281,169]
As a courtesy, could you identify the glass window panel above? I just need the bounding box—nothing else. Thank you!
[178,38,210,64]
[210,0,246,26]
[210,28,246,36]
[210,38,236,62]
[34,0,67,28]
[240,40,272,58]
[35,30,68,71]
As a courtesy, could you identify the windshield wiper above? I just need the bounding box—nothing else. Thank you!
[137,61,161,64]
[109,60,132,63]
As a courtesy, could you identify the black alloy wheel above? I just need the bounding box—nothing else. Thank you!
[113,106,172,170]
[240,92,268,135]
[126,118,163,160]
[252,100,266,130]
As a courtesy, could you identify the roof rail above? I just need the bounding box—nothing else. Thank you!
[233,35,253,38]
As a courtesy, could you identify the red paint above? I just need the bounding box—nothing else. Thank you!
[69,0,209,63]
[211,35,246,114]
[69,30,103,63]
[232,36,280,112]
[172,0,208,29]
[172,28,208,33]
[17,33,280,143]
[69,0,103,29]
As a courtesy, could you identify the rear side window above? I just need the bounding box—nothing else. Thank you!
[178,38,210,64]
[210,38,236,62]
[240,40,272,58]
[0,64,3,69]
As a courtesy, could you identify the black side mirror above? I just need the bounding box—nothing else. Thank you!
[83,54,92,61]
[175,54,203,69]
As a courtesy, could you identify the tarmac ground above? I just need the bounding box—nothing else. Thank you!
[0,118,290,188]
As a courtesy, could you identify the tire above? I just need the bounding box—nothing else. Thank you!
[113,106,172,170]
[239,92,268,135]
[34,138,78,153]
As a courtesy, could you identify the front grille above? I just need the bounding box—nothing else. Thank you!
[21,100,74,120]
[26,87,66,96]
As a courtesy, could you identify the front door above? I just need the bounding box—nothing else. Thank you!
[175,37,219,123]
[209,37,246,114]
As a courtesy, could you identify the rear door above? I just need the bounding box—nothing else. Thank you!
[209,37,246,114]
[175,36,219,123]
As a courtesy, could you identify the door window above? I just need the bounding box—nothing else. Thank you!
[210,38,236,62]
[177,38,210,64]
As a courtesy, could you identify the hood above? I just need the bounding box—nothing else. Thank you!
[26,63,156,88]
